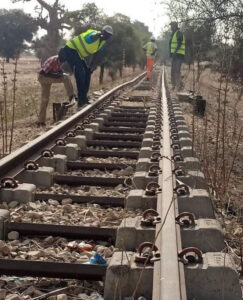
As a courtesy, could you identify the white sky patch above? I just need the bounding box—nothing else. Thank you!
[0,0,168,37]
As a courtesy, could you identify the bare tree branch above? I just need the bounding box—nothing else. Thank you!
[36,0,52,12]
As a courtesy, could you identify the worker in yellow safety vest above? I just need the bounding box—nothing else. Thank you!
[169,22,185,90]
[143,36,157,80]
[59,25,113,108]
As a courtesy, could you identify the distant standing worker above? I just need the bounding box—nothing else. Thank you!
[59,25,113,108]
[37,55,74,126]
[169,22,185,89]
[143,36,157,80]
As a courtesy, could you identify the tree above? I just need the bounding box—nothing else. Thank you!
[167,0,243,23]
[156,29,171,64]
[101,14,142,81]
[0,9,37,62]
[166,0,243,83]
[12,0,71,62]
[66,2,104,34]
[132,21,151,69]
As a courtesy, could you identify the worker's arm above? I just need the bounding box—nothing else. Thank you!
[152,44,158,55]
[90,32,101,40]
[88,51,103,73]
[142,43,147,52]
[169,35,173,57]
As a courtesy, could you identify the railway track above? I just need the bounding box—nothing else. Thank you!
[0,67,241,300]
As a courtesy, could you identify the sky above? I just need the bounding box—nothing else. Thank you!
[0,0,169,37]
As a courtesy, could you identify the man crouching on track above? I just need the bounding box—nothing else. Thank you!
[37,54,75,127]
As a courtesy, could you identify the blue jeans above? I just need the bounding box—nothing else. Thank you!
[61,46,91,106]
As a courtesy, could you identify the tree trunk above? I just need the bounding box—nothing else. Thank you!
[38,3,62,62]
[99,65,104,84]
[119,67,123,78]
[6,57,10,63]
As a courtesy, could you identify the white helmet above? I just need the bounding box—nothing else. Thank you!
[102,25,113,35]
[150,36,155,41]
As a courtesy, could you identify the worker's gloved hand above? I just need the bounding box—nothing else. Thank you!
[88,67,95,74]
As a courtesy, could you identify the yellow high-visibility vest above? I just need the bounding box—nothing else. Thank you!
[66,29,106,58]
[171,30,185,55]
[146,42,154,57]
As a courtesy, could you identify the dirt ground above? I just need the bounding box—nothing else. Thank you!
[168,63,243,282]
[0,57,142,154]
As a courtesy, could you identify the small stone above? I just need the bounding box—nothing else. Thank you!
[233,227,242,237]
[48,199,59,206]
[8,201,19,209]
[8,231,19,241]
[122,166,134,176]
[5,294,22,300]
[28,202,38,210]
[26,212,42,220]
[0,244,10,256]
[0,289,6,300]
[62,204,73,213]
[114,184,123,192]
[61,198,72,205]
[28,250,41,259]
[22,285,36,295]
[22,239,31,246]
[105,211,119,221]
[10,251,18,257]
[89,186,98,195]
[92,220,100,227]
[0,202,8,209]
[57,294,68,300]
[78,294,89,299]
[44,236,54,244]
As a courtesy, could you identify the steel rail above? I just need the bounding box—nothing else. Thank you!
[0,72,145,179]
[153,67,187,299]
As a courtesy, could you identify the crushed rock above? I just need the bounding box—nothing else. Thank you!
[37,184,130,198]
[0,237,117,264]
[10,201,142,227]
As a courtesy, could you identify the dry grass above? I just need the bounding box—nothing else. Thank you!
[174,63,243,277]
[0,56,142,154]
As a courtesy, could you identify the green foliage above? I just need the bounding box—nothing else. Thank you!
[133,21,151,68]
[0,9,37,60]
[65,2,105,34]
[102,14,146,78]
[156,28,171,63]
[166,0,243,82]
[182,21,216,64]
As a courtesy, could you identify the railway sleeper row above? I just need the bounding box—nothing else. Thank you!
[0,68,241,299]
[0,72,160,298]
